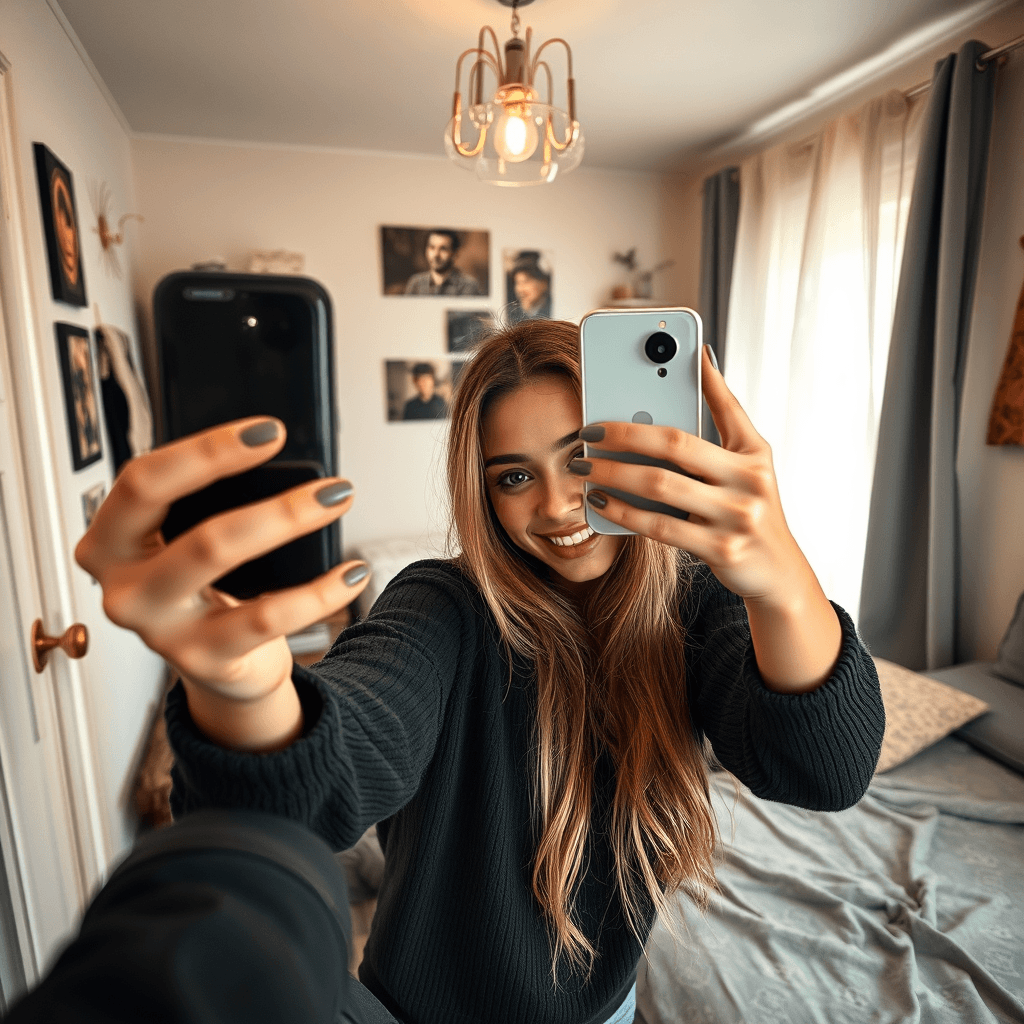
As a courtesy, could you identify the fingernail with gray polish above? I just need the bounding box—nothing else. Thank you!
[703,344,720,372]
[316,481,354,507]
[579,425,605,443]
[586,490,608,509]
[343,563,369,586]
[568,460,592,476]
[240,421,280,447]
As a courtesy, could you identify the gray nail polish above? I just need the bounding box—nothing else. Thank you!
[316,481,354,507]
[343,563,369,586]
[579,425,605,443]
[568,460,592,476]
[586,490,608,509]
[704,344,720,372]
[240,421,279,447]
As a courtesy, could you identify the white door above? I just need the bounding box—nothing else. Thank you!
[0,288,85,1008]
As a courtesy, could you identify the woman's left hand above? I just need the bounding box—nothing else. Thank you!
[574,345,813,605]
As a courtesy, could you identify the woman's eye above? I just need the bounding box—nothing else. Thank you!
[569,447,586,463]
[496,469,530,489]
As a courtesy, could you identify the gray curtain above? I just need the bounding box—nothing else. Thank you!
[699,166,740,447]
[858,40,995,670]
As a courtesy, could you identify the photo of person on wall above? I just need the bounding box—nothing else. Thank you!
[504,249,552,322]
[384,359,454,422]
[380,226,489,296]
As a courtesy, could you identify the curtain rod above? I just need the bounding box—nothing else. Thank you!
[905,31,1024,99]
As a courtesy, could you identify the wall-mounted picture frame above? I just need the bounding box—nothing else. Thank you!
[504,249,552,322]
[33,144,87,307]
[385,359,456,422]
[55,322,103,470]
[447,309,493,354]
[381,226,489,296]
[81,481,106,530]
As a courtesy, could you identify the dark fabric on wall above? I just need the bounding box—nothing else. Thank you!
[858,40,995,671]
[699,167,740,447]
[100,371,132,475]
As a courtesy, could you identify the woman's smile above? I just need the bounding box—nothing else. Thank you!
[536,524,598,556]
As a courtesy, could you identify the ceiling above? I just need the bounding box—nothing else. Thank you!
[53,0,1018,173]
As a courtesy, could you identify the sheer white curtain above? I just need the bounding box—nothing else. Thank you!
[724,90,926,621]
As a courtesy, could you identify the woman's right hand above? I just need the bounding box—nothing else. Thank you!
[74,417,370,750]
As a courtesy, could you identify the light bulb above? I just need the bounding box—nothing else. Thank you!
[494,108,539,163]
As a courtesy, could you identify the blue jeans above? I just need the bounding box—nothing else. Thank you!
[600,982,636,1024]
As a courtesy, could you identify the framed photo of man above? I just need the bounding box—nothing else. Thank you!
[381,226,489,296]
[504,249,552,323]
[446,309,493,354]
[385,359,456,422]
[55,322,103,470]
[34,144,87,307]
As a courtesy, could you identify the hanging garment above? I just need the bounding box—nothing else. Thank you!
[96,323,153,474]
[986,235,1024,446]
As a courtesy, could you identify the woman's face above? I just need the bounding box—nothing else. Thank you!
[482,374,624,594]
[513,271,547,312]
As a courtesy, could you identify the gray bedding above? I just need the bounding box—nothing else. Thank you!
[637,736,1024,1024]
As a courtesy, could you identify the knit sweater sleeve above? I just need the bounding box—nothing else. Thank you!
[165,560,474,850]
[682,561,885,811]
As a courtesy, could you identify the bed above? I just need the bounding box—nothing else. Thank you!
[637,653,1024,1024]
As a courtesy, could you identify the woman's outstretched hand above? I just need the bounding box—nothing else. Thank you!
[74,417,370,750]
[575,345,843,692]
[573,345,812,607]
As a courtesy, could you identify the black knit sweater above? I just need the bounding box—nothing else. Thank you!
[166,558,885,1024]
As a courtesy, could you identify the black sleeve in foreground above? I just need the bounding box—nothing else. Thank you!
[166,560,473,851]
[3,810,398,1024]
[683,563,885,811]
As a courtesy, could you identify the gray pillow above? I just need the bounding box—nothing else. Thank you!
[995,591,1024,686]
[924,661,1024,776]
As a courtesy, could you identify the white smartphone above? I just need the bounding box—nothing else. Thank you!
[579,307,703,535]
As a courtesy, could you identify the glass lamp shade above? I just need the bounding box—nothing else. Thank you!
[445,101,584,186]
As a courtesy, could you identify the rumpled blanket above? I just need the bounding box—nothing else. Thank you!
[638,736,1024,1024]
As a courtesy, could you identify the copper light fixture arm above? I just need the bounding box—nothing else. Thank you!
[454,46,501,94]
[530,37,573,84]
[450,91,487,156]
[477,24,504,95]
[520,27,533,84]
[529,36,576,150]
[534,60,553,105]
[452,47,499,157]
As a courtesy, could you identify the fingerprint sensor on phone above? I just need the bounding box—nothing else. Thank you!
[631,411,653,424]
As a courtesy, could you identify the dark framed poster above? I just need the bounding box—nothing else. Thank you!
[380,226,489,296]
[55,322,103,470]
[34,143,87,306]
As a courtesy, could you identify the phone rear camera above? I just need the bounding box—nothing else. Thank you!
[645,331,677,364]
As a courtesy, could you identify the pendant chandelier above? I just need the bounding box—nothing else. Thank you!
[444,0,584,186]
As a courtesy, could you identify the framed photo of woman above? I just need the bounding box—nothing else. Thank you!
[56,322,103,470]
[34,144,87,307]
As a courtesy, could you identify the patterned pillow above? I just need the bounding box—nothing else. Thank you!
[873,657,990,773]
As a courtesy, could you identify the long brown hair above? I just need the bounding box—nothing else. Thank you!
[446,319,719,980]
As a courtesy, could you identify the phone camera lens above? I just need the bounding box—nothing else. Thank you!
[644,331,677,364]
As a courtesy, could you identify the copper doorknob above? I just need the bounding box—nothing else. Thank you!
[31,618,89,673]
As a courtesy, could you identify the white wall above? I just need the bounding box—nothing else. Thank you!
[129,139,667,550]
[1,0,165,861]
[958,46,1024,662]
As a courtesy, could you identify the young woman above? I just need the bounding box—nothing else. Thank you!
[76,318,884,1024]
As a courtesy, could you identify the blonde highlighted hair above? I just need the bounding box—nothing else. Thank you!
[446,318,718,981]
